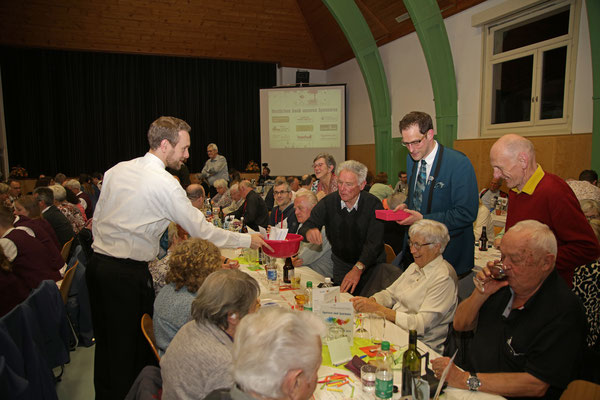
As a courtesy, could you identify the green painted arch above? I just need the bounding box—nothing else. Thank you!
[323,0,458,186]
[587,0,600,172]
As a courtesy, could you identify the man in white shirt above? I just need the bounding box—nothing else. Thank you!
[88,117,267,400]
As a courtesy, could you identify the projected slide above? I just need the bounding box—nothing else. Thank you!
[267,88,342,149]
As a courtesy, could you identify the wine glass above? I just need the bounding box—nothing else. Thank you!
[473,260,507,293]
[355,313,369,338]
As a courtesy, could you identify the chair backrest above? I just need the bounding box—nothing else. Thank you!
[60,261,78,304]
[141,313,160,362]
[61,237,74,262]
[384,243,396,263]
[560,380,600,400]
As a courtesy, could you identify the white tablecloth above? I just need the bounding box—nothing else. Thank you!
[222,248,505,400]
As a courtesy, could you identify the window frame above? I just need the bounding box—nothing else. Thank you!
[479,0,581,137]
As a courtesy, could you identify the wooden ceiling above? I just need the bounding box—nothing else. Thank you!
[0,0,486,69]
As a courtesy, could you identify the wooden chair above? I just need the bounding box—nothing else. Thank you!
[60,237,74,262]
[141,314,161,362]
[59,261,78,304]
[384,243,396,263]
[59,261,79,350]
[560,380,600,399]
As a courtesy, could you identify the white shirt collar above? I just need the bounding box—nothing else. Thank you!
[340,193,360,212]
[145,152,166,169]
[1,227,15,238]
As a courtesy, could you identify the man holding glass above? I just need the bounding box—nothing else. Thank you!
[432,220,586,399]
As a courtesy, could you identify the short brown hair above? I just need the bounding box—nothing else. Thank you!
[165,238,221,293]
[399,111,433,134]
[15,195,41,219]
[147,116,191,150]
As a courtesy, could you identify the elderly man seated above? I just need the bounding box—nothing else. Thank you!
[432,220,586,399]
[212,179,232,209]
[222,184,244,215]
[351,219,457,353]
[291,189,333,278]
[205,307,325,400]
[160,269,260,400]
[233,180,268,231]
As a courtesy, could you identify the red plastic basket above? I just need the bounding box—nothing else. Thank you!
[262,233,303,258]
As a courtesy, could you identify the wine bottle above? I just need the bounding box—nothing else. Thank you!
[401,329,421,397]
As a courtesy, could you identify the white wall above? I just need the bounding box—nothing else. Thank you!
[325,0,593,142]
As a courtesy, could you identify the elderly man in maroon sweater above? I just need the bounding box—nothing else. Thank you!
[490,134,600,287]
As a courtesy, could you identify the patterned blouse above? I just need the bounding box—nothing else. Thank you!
[212,189,232,209]
[57,201,85,234]
[312,173,338,195]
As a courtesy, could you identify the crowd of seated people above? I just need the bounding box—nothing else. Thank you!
[5,141,600,400]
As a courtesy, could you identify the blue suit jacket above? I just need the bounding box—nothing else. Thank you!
[406,144,479,275]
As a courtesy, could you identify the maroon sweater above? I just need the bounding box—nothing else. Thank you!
[3,228,62,287]
[506,172,600,286]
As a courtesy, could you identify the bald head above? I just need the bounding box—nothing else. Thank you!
[186,184,205,210]
[490,134,537,191]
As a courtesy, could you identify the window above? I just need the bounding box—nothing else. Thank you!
[479,0,581,136]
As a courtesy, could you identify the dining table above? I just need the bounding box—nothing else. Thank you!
[221,248,505,400]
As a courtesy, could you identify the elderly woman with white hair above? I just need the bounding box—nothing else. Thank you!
[160,269,261,400]
[351,219,458,352]
[211,178,233,209]
[205,307,325,400]
[49,184,86,234]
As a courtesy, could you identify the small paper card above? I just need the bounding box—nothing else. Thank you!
[269,226,288,240]
[321,302,354,344]
[327,337,353,366]
[312,285,340,315]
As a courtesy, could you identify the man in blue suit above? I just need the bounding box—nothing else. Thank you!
[396,111,479,279]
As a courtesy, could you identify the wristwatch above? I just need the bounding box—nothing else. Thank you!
[354,263,365,271]
[467,373,481,391]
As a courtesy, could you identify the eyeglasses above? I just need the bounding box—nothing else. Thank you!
[273,190,290,195]
[401,134,427,148]
[408,241,433,250]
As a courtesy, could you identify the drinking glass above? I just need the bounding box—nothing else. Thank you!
[355,313,369,339]
[370,311,386,345]
[473,260,507,293]
[361,364,377,393]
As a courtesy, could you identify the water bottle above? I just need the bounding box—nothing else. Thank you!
[305,281,313,312]
[375,341,394,400]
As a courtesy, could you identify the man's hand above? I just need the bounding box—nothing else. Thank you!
[222,259,239,269]
[350,296,381,313]
[431,357,469,389]
[340,267,362,294]
[396,209,423,225]
[306,228,322,245]
[250,233,273,251]
[291,255,303,267]
[474,262,509,295]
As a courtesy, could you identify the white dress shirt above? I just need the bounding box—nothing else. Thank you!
[92,153,250,261]
[372,255,458,352]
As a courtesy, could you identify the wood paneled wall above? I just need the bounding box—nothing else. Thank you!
[455,134,593,190]
[349,134,593,190]
[346,144,376,175]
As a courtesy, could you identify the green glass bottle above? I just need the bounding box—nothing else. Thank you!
[401,329,421,397]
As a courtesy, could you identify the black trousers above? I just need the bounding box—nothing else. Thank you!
[331,253,379,297]
[86,252,156,400]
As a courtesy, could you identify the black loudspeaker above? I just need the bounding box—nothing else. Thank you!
[296,70,309,84]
